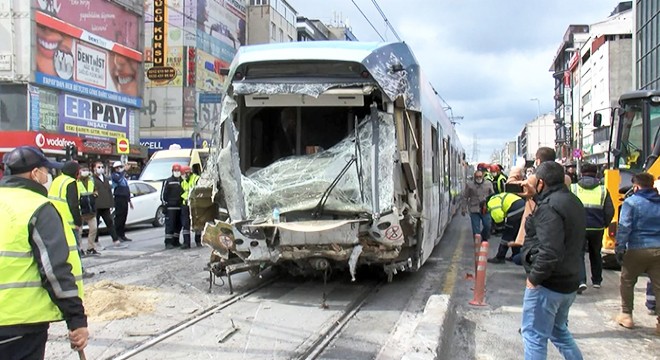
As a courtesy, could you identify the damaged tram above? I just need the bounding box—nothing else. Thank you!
[190,42,467,281]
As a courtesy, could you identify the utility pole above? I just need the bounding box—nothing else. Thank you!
[471,134,479,163]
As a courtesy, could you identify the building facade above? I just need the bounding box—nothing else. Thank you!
[634,0,660,90]
[140,0,248,152]
[247,0,297,44]
[0,0,147,161]
[517,113,556,162]
[572,4,633,165]
[549,25,590,160]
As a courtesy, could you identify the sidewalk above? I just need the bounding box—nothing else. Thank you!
[447,222,660,360]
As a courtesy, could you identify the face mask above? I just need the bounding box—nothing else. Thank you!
[80,170,90,177]
[96,167,104,175]
[173,171,181,178]
[34,169,51,189]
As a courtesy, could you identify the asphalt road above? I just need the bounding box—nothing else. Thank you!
[44,217,468,360]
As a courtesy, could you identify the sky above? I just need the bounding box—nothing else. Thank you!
[287,0,625,163]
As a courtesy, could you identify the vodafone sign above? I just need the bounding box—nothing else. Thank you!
[34,133,78,149]
[0,131,83,152]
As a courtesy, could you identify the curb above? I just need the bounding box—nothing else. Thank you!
[401,293,458,360]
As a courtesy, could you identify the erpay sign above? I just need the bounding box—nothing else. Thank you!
[59,94,132,140]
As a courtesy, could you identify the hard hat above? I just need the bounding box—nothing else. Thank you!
[181,165,191,173]
[490,164,500,172]
[113,161,123,168]
[172,163,181,171]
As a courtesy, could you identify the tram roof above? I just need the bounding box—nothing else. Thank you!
[231,41,409,68]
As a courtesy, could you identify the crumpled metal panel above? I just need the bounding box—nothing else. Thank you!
[241,111,396,219]
[233,82,371,98]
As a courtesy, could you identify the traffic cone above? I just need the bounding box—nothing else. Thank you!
[469,241,489,306]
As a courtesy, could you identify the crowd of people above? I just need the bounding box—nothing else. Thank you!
[0,146,206,359]
[462,147,660,359]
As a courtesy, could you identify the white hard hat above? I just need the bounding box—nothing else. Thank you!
[113,161,123,168]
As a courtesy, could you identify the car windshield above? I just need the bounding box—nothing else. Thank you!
[139,157,190,181]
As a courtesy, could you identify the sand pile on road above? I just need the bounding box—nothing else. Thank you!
[84,281,159,321]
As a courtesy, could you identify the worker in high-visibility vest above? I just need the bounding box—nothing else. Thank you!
[180,165,201,249]
[0,146,88,357]
[486,192,525,264]
[77,162,100,256]
[490,164,508,194]
[569,163,614,294]
[48,161,94,280]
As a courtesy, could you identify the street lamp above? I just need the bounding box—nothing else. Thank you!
[530,98,541,119]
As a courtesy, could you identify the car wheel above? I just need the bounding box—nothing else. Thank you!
[153,206,166,227]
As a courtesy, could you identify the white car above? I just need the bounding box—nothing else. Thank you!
[97,180,166,229]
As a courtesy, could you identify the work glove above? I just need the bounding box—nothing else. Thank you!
[615,246,626,265]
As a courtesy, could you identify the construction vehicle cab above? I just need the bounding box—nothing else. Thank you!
[603,90,660,267]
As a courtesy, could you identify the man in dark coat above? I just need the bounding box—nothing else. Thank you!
[161,163,183,249]
[520,161,585,359]
[92,161,126,249]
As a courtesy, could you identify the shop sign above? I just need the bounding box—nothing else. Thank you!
[81,139,113,155]
[147,0,176,81]
[59,94,131,140]
[0,131,82,152]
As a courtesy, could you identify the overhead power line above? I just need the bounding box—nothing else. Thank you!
[349,0,386,41]
[368,0,402,41]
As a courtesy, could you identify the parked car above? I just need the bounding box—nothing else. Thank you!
[97,180,166,230]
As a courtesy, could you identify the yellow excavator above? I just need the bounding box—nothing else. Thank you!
[601,90,660,268]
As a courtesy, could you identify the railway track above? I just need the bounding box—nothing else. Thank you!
[294,282,382,360]
[107,276,280,360]
[104,275,381,360]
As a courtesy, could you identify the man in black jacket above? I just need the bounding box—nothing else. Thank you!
[161,164,183,249]
[92,161,126,249]
[520,161,585,359]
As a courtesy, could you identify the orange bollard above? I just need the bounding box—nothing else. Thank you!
[469,241,489,306]
[474,234,482,275]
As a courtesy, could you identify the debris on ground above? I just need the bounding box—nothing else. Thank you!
[84,281,159,321]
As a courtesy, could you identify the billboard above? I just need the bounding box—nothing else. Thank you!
[142,87,183,128]
[35,23,141,107]
[28,85,59,132]
[59,94,132,140]
[196,49,228,92]
[185,0,246,63]
[32,0,141,51]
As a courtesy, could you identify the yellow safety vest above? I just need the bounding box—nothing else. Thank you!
[487,192,522,224]
[76,178,95,197]
[484,172,494,182]
[570,184,606,230]
[48,174,76,229]
[494,173,507,193]
[181,174,200,205]
[0,187,83,326]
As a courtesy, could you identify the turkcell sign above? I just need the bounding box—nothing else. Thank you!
[60,94,130,140]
